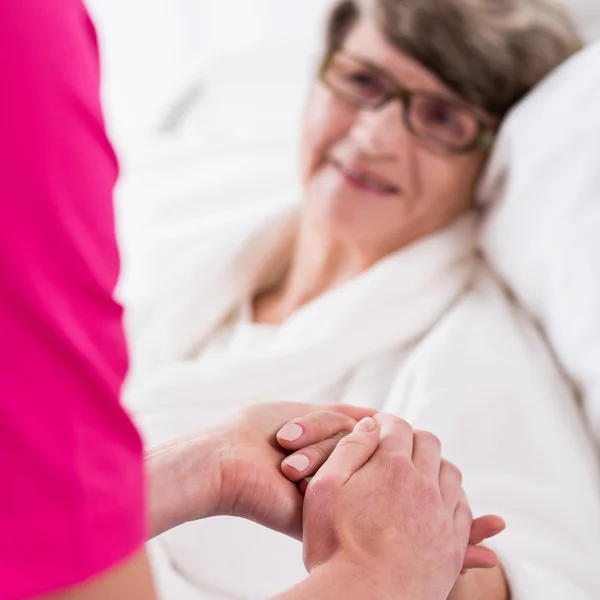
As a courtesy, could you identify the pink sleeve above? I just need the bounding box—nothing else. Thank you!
[0,2,146,598]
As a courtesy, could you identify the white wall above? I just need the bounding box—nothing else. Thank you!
[86,0,329,149]
[85,0,202,146]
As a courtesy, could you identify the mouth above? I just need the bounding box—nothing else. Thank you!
[331,160,399,197]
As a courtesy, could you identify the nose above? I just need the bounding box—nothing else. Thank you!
[349,100,410,157]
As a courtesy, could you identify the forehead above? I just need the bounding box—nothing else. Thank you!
[342,17,461,102]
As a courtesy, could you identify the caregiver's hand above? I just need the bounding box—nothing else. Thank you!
[278,414,505,572]
[298,414,474,600]
[146,402,375,539]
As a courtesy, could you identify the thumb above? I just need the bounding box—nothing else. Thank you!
[309,417,380,487]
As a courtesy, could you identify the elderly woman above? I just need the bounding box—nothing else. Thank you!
[124,0,600,599]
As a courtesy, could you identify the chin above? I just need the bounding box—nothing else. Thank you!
[304,168,400,241]
[306,189,374,241]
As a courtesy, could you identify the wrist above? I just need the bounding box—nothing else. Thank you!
[307,558,395,600]
[310,555,439,600]
[145,430,224,538]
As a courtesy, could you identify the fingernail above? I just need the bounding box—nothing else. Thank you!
[356,417,377,433]
[284,454,310,472]
[278,423,303,442]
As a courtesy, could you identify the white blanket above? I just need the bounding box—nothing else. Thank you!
[124,206,600,600]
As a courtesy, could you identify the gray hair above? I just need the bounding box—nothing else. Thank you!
[324,0,583,116]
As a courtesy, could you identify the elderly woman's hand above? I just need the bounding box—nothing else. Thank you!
[146,402,375,539]
[293,415,507,600]
[277,412,506,572]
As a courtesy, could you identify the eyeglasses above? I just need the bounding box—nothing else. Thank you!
[320,51,496,154]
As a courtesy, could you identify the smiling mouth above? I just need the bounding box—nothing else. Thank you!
[332,161,399,196]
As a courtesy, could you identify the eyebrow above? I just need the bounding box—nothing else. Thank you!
[339,50,469,108]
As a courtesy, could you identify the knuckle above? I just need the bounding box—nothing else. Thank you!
[396,419,416,444]
[442,460,463,484]
[383,451,413,476]
[291,413,322,441]
[315,410,353,435]
[392,416,414,433]
[376,413,396,427]
[416,430,442,452]
[329,430,351,447]
[336,434,367,451]
[320,410,341,424]
[311,437,340,463]
[333,429,350,440]
[380,415,414,443]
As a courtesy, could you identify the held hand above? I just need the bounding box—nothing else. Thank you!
[299,415,474,600]
[278,413,505,573]
[213,402,376,539]
[147,402,376,539]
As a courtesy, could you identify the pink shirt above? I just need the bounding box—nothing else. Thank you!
[0,2,146,598]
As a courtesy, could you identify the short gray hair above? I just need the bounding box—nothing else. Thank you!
[324,0,583,116]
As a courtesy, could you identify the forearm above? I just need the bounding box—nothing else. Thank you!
[145,433,222,538]
[448,566,510,600]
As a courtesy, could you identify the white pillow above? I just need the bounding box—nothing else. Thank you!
[479,41,600,442]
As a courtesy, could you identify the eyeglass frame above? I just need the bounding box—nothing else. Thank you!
[319,50,497,154]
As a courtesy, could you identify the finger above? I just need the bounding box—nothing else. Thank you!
[325,404,378,422]
[439,459,463,510]
[376,414,414,457]
[277,410,357,451]
[463,545,500,570]
[281,432,348,482]
[469,515,506,546]
[412,431,442,480]
[310,417,380,487]
[454,489,474,549]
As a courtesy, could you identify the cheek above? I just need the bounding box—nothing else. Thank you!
[417,153,484,222]
[445,156,486,210]
[300,88,353,184]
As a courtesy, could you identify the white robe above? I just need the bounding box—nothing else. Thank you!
[124,206,600,600]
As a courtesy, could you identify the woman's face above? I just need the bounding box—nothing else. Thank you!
[300,17,490,254]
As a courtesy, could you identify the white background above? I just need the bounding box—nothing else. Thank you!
[86,0,600,149]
